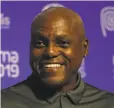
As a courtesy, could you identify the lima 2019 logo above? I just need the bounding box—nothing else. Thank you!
[79,59,87,78]
[113,55,114,80]
[0,13,11,29]
[0,51,20,78]
[100,6,114,37]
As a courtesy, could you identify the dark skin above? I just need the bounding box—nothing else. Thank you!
[30,7,88,92]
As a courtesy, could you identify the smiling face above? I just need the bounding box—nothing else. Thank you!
[30,7,88,86]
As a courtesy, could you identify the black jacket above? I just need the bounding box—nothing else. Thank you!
[1,74,114,108]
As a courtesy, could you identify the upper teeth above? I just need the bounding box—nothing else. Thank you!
[44,64,61,68]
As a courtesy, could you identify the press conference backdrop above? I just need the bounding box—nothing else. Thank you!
[1,1,114,92]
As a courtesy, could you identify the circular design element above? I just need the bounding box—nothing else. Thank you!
[100,6,114,37]
[78,59,87,78]
[104,12,114,31]
[41,3,65,12]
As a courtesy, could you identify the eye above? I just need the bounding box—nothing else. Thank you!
[57,40,70,48]
[35,40,45,48]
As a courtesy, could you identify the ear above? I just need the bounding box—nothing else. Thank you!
[82,39,88,57]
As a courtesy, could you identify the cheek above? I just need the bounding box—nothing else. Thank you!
[32,48,44,57]
[30,48,45,62]
[64,48,79,59]
[63,47,83,69]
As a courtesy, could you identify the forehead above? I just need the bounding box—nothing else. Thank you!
[31,17,77,37]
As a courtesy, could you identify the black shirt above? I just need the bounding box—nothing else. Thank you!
[1,74,114,108]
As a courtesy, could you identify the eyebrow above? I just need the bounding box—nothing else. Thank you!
[31,32,49,42]
[32,31,73,41]
[55,35,73,41]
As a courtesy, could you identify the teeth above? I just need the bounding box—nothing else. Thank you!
[44,64,61,68]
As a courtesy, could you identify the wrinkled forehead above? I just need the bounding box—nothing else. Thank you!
[31,14,76,34]
[31,8,85,40]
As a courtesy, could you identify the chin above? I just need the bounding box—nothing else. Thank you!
[41,77,65,87]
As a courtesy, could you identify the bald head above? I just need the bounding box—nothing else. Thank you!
[30,7,88,87]
[31,7,86,40]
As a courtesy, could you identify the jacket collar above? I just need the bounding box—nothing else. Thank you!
[27,72,85,104]
[46,73,85,104]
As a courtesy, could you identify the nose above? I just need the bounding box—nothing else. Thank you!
[45,42,60,58]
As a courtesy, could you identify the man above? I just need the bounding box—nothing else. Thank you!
[1,7,114,108]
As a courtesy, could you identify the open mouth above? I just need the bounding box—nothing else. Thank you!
[38,62,66,79]
[44,64,61,68]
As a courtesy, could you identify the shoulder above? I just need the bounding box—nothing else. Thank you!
[1,80,34,108]
[81,82,114,107]
[84,82,114,96]
[1,80,30,98]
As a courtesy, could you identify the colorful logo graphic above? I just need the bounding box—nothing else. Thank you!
[0,51,20,78]
[113,55,114,80]
[0,13,11,29]
[100,6,114,37]
[41,3,65,12]
[79,59,87,78]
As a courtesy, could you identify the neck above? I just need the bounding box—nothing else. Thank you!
[30,72,78,92]
[60,72,78,92]
[27,72,78,100]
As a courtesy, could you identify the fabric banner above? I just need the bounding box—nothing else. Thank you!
[1,1,114,92]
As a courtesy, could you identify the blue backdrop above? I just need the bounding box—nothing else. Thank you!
[1,1,114,92]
